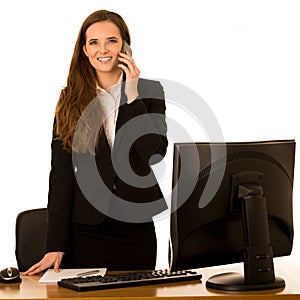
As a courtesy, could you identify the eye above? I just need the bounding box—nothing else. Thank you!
[108,39,118,44]
[89,39,98,45]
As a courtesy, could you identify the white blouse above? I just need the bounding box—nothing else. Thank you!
[97,75,123,149]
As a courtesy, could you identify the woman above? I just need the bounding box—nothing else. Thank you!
[24,9,167,274]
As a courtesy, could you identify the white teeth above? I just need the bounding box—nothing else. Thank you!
[97,57,111,62]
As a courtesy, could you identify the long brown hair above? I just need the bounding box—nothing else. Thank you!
[55,10,131,153]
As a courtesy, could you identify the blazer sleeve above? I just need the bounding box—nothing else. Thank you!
[46,119,75,253]
[122,80,168,165]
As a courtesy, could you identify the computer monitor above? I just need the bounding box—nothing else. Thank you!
[169,140,295,291]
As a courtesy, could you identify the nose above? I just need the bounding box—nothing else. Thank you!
[98,43,108,54]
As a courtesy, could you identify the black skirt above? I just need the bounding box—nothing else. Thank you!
[63,216,157,271]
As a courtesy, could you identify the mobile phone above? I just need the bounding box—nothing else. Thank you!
[121,40,132,56]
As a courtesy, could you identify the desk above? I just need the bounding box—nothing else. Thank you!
[1,258,300,299]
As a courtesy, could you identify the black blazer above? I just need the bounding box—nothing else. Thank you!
[46,79,168,252]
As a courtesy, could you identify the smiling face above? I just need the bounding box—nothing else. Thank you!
[83,21,123,79]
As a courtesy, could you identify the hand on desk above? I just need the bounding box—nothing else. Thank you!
[23,252,64,275]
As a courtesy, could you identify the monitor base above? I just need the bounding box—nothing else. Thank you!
[206,272,285,291]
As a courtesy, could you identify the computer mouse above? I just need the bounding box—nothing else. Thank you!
[0,267,21,283]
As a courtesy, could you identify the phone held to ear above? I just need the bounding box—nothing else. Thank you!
[121,40,132,69]
[121,40,132,56]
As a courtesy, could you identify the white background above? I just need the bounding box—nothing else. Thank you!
[0,0,299,270]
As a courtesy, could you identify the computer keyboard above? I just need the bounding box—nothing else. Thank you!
[57,269,202,292]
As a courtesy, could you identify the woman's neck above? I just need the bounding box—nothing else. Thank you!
[97,69,122,90]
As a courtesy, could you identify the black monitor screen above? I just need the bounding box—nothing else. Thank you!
[169,140,295,291]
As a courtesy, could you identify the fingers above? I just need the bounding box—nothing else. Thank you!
[118,51,140,102]
[23,265,37,275]
[118,52,140,80]
[23,252,63,276]
[53,255,63,273]
[23,260,50,275]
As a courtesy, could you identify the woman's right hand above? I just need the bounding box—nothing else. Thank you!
[23,252,64,275]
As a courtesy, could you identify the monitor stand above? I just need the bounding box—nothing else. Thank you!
[206,178,285,291]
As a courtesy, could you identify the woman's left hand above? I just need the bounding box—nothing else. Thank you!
[118,51,140,103]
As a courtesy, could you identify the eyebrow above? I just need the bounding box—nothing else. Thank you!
[87,36,119,42]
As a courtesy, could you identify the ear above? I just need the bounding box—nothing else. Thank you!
[83,44,88,57]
